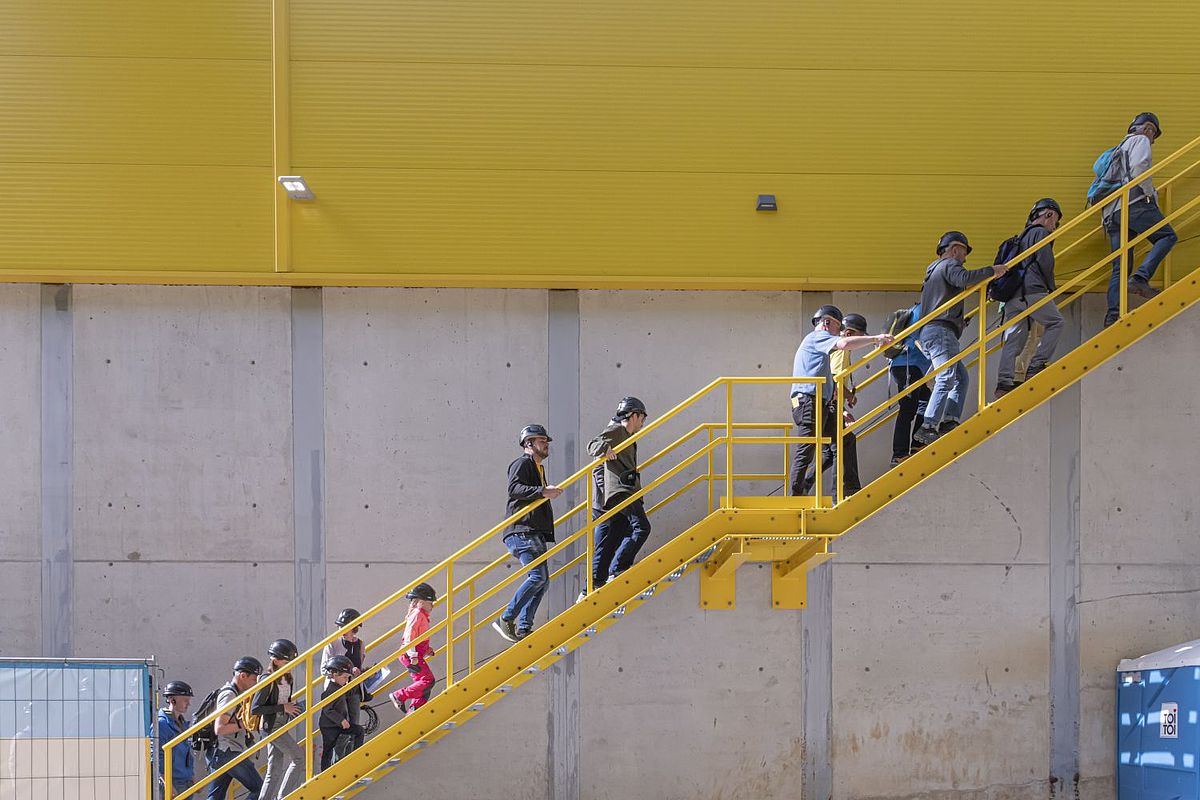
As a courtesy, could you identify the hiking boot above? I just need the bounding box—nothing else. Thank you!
[994,380,1020,399]
[1103,312,1119,328]
[1128,277,1160,299]
[1024,364,1045,381]
[390,691,407,714]
[912,424,940,446]
[491,617,519,643]
[937,419,960,435]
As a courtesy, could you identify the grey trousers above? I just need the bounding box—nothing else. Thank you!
[260,724,305,800]
[996,292,1063,384]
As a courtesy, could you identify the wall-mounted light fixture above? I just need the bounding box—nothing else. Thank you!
[278,176,315,201]
[756,194,778,212]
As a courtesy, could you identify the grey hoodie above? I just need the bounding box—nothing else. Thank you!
[919,256,996,338]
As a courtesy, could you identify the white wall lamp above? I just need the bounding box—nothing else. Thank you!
[278,176,315,201]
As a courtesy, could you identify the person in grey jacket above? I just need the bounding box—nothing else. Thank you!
[913,232,1008,446]
[583,397,649,595]
[995,198,1064,398]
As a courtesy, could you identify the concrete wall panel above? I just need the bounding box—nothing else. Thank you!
[72,285,293,562]
[0,563,42,650]
[0,285,41,561]
[323,288,548,563]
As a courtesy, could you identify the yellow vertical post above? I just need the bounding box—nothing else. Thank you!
[706,427,715,512]
[304,653,314,781]
[444,564,454,687]
[1163,183,1174,287]
[585,478,594,595]
[1119,187,1130,317]
[467,580,476,675]
[813,382,823,504]
[724,381,734,508]
[977,285,988,410]
[271,0,292,273]
[781,422,789,498]
[163,734,173,799]
[145,738,153,800]
[835,372,844,505]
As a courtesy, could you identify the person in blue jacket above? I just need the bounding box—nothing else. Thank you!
[157,680,195,795]
[889,302,932,466]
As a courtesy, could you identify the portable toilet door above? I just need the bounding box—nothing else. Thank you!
[1117,639,1200,799]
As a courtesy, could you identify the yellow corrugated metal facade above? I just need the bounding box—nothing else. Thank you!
[2,0,1198,289]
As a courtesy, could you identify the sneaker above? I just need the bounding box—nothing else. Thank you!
[912,424,940,446]
[492,617,519,643]
[889,455,909,467]
[937,419,959,435]
[390,691,407,714]
[994,380,1020,399]
[1128,277,1160,299]
[575,591,588,604]
[1023,364,1044,381]
[516,628,532,640]
[1103,313,1119,328]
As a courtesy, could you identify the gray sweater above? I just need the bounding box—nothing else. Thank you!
[1018,225,1056,296]
[919,256,996,337]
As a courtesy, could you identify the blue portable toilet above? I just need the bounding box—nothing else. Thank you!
[1118,639,1200,799]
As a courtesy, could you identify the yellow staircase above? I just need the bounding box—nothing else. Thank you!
[163,133,1200,800]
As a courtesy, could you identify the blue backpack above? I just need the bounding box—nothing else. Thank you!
[986,226,1038,303]
[1086,141,1130,207]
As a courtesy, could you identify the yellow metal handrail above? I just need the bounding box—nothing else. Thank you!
[824,132,1200,503]
[163,377,824,798]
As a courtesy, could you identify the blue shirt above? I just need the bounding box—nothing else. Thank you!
[791,329,840,396]
[889,303,932,372]
[157,709,195,786]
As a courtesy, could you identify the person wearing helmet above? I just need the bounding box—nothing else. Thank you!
[252,639,303,799]
[318,656,355,772]
[492,425,562,643]
[157,680,195,796]
[585,397,651,594]
[790,306,893,496]
[803,311,869,494]
[913,233,1010,446]
[206,657,264,800]
[994,199,1066,398]
[1101,112,1177,326]
[320,609,369,756]
[390,582,439,710]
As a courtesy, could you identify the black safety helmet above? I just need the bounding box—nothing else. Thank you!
[267,639,298,661]
[162,680,194,698]
[233,656,263,676]
[323,655,354,675]
[1129,112,1161,139]
[1028,197,1063,223]
[335,608,361,627]
[406,582,438,602]
[518,424,552,447]
[936,231,972,256]
[841,313,868,333]
[614,396,648,420]
[810,304,844,326]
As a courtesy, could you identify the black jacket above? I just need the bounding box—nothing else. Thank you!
[505,454,555,541]
[250,671,294,732]
[588,421,641,510]
[319,681,350,729]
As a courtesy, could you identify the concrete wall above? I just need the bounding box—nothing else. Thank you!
[2,284,1198,798]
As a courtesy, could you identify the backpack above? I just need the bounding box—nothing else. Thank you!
[190,682,238,753]
[880,306,915,359]
[986,228,1037,303]
[1086,140,1130,207]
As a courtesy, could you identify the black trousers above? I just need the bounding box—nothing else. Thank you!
[890,365,930,459]
[789,394,861,497]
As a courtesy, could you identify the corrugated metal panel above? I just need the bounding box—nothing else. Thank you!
[0,57,271,166]
[0,0,270,60]
[0,164,273,271]
[290,0,1196,73]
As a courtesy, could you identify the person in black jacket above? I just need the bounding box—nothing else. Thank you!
[318,656,354,773]
[252,639,303,800]
[492,424,562,643]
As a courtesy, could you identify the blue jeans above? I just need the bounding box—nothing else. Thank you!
[206,748,262,800]
[502,533,549,633]
[919,324,967,427]
[592,499,651,587]
[1105,199,1177,316]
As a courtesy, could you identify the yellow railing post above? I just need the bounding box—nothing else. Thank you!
[1164,183,1174,288]
[467,580,476,675]
[835,373,845,505]
[707,427,715,512]
[724,380,734,507]
[445,564,454,687]
[1119,186,1130,317]
[781,422,789,498]
[813,382,823,504]
[585,478,594,596]
[304,653,314,781]
[164,734,173,799]
[977,285,988,410]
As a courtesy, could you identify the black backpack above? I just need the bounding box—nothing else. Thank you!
[880,306,916,359]
[190,682,236,754]
[986,226,1037,303]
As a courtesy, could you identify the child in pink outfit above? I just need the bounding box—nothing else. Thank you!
[390,583,437,713]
